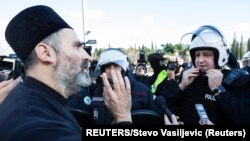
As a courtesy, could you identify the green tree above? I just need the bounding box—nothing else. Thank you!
[239,35,244,59]
[126,47,138,64]
[163,43,175,54]
[231,33,238,57]
[175,43,188,58]
[142,46,153,57]
[151,42,155,53]
[247,38,250,52]
[236,42,239,60]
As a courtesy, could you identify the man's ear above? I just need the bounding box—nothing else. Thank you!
[35,43,56,63]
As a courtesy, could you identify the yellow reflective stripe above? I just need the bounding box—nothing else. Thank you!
[151,70,168,94]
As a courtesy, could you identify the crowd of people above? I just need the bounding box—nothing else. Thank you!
[0,4,250,141]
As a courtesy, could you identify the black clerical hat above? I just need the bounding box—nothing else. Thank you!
[5,5,72,63]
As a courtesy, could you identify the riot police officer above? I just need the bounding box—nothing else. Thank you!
[164,25,250,124]
[92,48,162,125]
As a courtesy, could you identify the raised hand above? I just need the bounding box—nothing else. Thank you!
[101,70,132,123]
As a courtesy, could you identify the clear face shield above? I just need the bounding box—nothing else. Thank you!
[180,28,226,51]
[181,26,229,68]
[242,58,250,67]
[242,52,250,67]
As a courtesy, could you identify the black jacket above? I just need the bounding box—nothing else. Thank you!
[133,74,151,88]
[164,69,250,125]
[0,77,81,141]
[91,72,158,124]
[67,88,93,126]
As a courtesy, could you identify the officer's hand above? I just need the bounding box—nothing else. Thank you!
[199,119,214,125]
[179,67,199,90]
[101,70,132,123]
[164,114,183,125]
[205,69,223,91]
[0,77,22,103]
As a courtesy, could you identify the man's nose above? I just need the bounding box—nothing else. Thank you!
[110,65,116,70]
[197,56,205,62]
[82,50,92,61]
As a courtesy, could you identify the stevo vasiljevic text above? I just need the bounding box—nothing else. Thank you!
[85,128,246,138]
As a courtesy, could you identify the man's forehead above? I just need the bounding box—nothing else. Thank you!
[195,49,214,53]
[103,63,119,67]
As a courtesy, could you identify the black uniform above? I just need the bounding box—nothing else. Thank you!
[134,74,151,88]
[67,88,92,112]
[164,69,250,124]
[67,88,93,126]
[91,72,159,124]
[241,66,250,74]
[0,77,81,141]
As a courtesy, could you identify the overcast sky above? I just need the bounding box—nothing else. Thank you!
[1,0,250,55]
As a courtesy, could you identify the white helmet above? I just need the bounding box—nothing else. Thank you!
[242,51,250,67]
[182,25,229,68]
[96,48,128,72]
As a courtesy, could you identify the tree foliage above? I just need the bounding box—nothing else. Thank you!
[247,38,250,52]
[92,33,250,63]
[231,33,238,58]
[239,35,244,59]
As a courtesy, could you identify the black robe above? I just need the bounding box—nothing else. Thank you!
[0,76,81,141]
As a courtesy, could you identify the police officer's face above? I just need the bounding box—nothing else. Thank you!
[103,64,122,79]
[54,29,92,96]
[195,50,216,70]
[243,58,250,67]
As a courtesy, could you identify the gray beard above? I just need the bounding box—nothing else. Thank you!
[55,63,92,98]
[77,70,92,87]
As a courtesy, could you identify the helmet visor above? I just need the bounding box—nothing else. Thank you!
[181,29,225,50]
